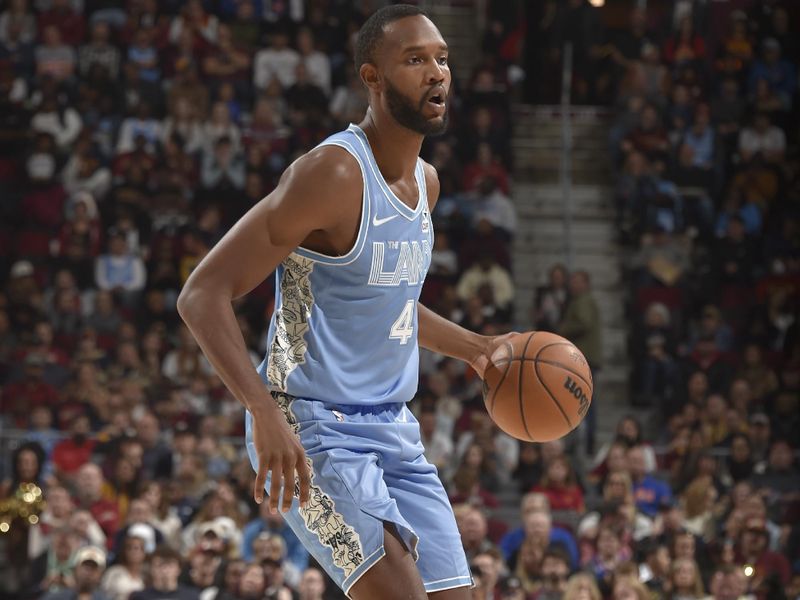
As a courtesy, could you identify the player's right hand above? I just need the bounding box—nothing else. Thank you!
[250,406,311,513]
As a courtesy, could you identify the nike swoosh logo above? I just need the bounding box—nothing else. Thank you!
[372,214,399,227]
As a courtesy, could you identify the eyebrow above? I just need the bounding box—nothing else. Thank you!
[402,44,449,53]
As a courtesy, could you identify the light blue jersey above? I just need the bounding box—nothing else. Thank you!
[259,124,433,405]
[246,124,471,597]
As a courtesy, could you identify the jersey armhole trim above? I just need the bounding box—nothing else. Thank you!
[293,139,371,266]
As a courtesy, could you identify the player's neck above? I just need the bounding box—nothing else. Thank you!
[358,112,423,182]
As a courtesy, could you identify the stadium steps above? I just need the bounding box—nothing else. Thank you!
[419,1,481,84]
[510,105,630,454]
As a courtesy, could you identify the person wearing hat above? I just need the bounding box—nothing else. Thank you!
[41,546,111,600]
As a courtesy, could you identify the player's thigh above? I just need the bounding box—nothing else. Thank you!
[245,397,423,596]
[383,452,472,594]
[349,523,427,600]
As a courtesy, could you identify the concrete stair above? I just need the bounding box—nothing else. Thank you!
[510,106,630,451]
[512,105,614,184]
[419,1,481,84]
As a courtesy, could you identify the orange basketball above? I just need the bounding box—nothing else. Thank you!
[482,331,593,442]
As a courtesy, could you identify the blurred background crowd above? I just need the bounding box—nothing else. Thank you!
[0,0,797,599]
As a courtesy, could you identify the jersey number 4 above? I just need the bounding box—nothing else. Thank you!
[389,299,415,345]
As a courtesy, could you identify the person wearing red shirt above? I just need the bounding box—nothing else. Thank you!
[52,413,96,477]
[74,462,120,548]
[37,0,87,47]
[532,456,585,514]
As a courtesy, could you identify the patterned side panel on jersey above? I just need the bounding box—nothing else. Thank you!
[271,391,366,578]
[267,254,315,391]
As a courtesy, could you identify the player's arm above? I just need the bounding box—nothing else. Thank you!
[177,146,362,509]
[417,160,515,378]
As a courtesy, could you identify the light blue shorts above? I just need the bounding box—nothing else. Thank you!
[245,392,472,597]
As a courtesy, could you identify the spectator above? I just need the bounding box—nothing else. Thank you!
[101,530,148,600]
[201,24,250,91]
[747,38,796,111]
[419,405,453,473]
[534,548,571,600]
[0,0,37,45]
[168,0,218,46]
[532,456,585,514]
[455,252,515,315]
[563,573,601,600]
[533,264,569,332]
[78,20,119,80]
[41,546,111,600]
[73,463,119,542]
[34,527,82,594]
[559,270,601,452]
[201,137,245,192]
[253,29,299,92]
[130,545,199,600]
[35,26,77,82]
[31,94,83,150]
[296,27,330,96]
[628,445,672,518]
[52,413,95,478]
[737,513,792,585]
[297,567,325,600]
[37,0,85,47]
[738,112,785,164]
[241,502,307,575]
[2,352,60,427]
[94,230,146,302]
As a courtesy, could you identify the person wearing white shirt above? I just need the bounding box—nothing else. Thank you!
[94,231,146,306]
[738,112,786,164]
[419,408,453,474]
[31,97,82,149]
[253,30,299,91]
[297,27,331,95]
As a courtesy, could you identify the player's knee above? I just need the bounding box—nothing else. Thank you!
[349,524,427,600]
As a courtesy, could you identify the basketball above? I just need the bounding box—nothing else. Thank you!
[483,331,593,442]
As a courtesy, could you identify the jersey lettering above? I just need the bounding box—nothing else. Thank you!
[368,240,431,286]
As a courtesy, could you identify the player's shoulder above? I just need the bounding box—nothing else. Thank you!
[419,159,440,210]
[287,144,363,194]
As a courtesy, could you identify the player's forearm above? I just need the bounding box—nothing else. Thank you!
[417,302,489,365]
[177,286,276,416]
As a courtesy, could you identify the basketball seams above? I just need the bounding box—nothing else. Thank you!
[517,332,536,441]
[529,359,593,389]
[533,342,593,388]
[533,359,574,430]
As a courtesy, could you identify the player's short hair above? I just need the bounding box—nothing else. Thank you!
[354,4,427,72]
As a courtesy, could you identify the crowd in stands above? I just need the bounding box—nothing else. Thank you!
[0,1,798,600]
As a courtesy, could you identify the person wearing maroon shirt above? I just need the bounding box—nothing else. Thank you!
[2,353,59,427]
[37,0,87,47]
[52,413,96,477]
[737,515,790,592]
[74,463,119,548]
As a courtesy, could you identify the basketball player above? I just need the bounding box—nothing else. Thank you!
[178,5,512,599]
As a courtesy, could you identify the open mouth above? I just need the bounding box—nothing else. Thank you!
[427,93,445,106]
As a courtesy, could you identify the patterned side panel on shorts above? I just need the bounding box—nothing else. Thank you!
[272,391,366,578]
[267,253,314,391]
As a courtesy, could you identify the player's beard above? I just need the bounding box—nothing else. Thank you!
[384,77,448,137]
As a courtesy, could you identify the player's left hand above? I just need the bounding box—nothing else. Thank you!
[469,331,519,379]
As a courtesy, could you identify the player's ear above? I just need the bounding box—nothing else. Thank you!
[359,63,381,93]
